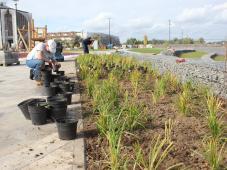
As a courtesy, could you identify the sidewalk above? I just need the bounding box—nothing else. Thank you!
[0,57,85,170]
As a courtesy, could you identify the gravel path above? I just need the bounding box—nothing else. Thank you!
[119,50,227,99]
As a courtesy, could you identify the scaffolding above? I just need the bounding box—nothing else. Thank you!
[17,19,47,51]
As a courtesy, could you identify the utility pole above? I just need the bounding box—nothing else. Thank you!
[181,30,184,40]
[168,20,171,43]
[108,18,111,47]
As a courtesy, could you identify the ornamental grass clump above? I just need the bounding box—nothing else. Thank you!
[206,93,223,139]
[105,117,125,170]
[130,70,141,98]
[152,77,167,104]
[163,72,180,92]
[132,120,182,170]
[177,90,190,116]
[203,138,225,170]
[85,72,99,97]
[121,91,146,131]
[92,78,119,112]
[203,93,225,170]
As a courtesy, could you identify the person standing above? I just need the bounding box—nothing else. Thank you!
[82,37,94,54]
[26,40,60,85]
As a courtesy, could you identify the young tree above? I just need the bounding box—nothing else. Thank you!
[144,34,148,47]
[73,35,83,47]
[126,38,138,45]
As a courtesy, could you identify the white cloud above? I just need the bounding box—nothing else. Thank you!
[177,2,227,25]
[125,18,153,30]
[82,12,113,31]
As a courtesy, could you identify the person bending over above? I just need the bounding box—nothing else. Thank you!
[82,37,94,54]
[26,40,60,86]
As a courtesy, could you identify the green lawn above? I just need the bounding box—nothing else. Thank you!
[63,49,83,53]
[179,51,207,59]
[129,48,162,54]
[213,55,226,61]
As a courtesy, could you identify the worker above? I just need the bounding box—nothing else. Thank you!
[26,40,60,86]
[82,37,94,54]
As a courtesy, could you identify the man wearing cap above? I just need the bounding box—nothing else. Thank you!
[26,40,60,85]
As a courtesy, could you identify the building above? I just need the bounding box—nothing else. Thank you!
[47,31,87,41]
[0,2,32,50]
[88,32,121,47]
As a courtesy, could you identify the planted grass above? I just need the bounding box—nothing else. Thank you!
[77,54,227,169]
[152,77,167,105]
[132,120,183,170]
[203,138,225,170]
[213,55,226,62]
[207,93,223,139]
[179,51,207,59]
[129,48,162,54]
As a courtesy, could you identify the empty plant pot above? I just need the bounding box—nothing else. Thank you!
[51,82,62,94]
[56,118,78,140]
[47,96,67,106]
[47,96,67,120]
[51,74,61,82]
[60,92,73,105]
[17,99,34,120]
[59,82,70,93]
[69,81,75,92]
[44,85,57,96]
[18,98,46,120]
[42,69,52,87]
[28,101,48,125]
[57,71,65,76]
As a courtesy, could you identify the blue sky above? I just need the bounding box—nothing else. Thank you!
[6,0,227,42]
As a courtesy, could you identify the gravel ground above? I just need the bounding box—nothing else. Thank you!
[119,50,227,99]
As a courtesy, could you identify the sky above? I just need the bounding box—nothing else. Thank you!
[5,0,227,42]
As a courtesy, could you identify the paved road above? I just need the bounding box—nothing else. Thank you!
[0,57,85,170]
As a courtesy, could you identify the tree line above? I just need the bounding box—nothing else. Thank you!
[125,37,205,45]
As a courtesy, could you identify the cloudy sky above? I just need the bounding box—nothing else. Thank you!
[6,0,227,42]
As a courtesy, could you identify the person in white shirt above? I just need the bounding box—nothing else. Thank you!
[26,40,60,85]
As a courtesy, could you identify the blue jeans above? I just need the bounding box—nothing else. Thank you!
[82,43,89,54]
[26,59,44,80]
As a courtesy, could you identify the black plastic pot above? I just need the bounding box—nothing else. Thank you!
[69,81,75,92]
[57,76,70,82]
[57,71,65,76]
[50,82,62,94]
[44,85,57,96]
[28,101,48,125]
[17,98,46,120]
[47,96,67,120]
[59,82,70,93]
[47,96,67,106]
[60,92,73,105]
[51,74,61,82]
[17,99,34,120]
[56,118,78,140]
[42,69,52,87]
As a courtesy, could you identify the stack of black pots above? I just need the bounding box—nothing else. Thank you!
[18,66,77,140]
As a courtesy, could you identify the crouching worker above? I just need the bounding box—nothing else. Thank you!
[26,40,61,86]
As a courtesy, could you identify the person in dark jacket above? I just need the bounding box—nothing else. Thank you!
[82,37,94,54]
